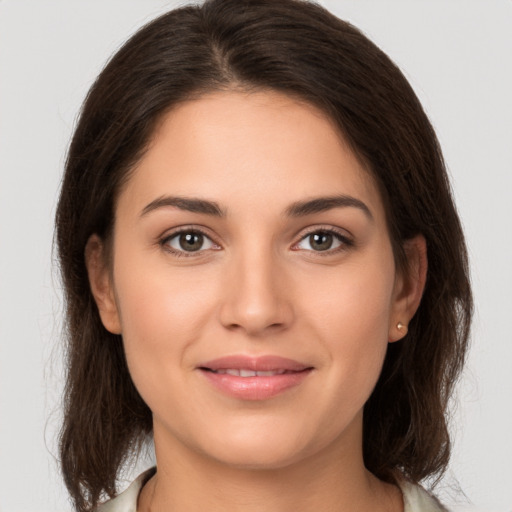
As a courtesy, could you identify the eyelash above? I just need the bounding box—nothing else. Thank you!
[160,227,218,258]
[159,226,354,258]
[293,227,354,256]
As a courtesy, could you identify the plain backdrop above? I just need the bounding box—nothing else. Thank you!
[0,1,511,511]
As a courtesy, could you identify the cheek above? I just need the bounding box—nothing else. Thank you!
[114,243,219,334]
[116,275,197,347]
[297,256,395,398]
[299,254,395,339]
[111,251,220,399]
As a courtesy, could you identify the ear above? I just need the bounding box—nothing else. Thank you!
[84,234,122,335]
[388,235,427,342]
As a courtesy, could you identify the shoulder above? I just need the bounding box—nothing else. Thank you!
[96,468,156,512]
[399,480,447,512]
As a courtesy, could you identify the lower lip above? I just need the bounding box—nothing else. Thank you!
[199,369,312,400]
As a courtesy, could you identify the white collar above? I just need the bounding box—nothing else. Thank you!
[97,468,445,512]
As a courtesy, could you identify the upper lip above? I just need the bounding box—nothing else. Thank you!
[198,355,311,372]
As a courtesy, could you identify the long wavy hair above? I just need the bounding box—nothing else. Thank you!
[55,0,473,510]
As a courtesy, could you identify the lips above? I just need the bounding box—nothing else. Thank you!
[208,369,291,377]
[197,355,313,400]
[199,355,310,372]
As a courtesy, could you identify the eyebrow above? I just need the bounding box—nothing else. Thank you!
[140,194,372,220]
[140,196,225,217]
[285,195,373,220]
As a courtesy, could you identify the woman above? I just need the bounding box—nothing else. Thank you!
[55,0,472,510]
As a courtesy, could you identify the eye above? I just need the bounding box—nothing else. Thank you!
[295,229,350,253]
[163,230,218,254]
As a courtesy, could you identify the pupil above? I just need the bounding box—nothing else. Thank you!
[179,232,203,251]
[311,232,332,251]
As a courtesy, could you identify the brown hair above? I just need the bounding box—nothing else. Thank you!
[55,0,472,510]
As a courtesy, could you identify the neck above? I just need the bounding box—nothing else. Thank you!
[138,421,402,512]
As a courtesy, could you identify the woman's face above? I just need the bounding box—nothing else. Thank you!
[89,90,422,470]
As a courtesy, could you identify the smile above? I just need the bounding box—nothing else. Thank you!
[206,369,294,377]
[198,355,313,400]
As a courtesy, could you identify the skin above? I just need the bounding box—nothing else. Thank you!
[86,90,427,512]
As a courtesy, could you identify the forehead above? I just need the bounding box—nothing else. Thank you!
[118,90,386,225]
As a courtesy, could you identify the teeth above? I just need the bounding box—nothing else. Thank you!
[212,369,289,377]
[240,369,257,377]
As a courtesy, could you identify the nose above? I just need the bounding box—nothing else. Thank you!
[218,248,294,336]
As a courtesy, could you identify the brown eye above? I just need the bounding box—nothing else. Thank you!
[296,230,347,252]
[165,231,216,253]
[309,232,333,251]
[179,233,204,251]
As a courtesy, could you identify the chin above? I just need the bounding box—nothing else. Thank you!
[195,423,317,470]
[209,444,305,471]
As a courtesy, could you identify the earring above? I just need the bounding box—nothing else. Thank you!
[397,322,405,331]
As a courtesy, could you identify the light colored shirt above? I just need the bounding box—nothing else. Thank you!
[97,467,446,512]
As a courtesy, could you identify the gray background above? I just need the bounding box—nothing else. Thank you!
[0,1,511,511]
